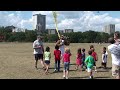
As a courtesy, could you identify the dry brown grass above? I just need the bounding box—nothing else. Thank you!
[0,42,113,79]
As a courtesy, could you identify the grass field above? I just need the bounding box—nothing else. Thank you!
[0,42,113,79]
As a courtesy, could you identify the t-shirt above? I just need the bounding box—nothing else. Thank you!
[106,51,108,55]
[63,53,71,63]
[33,40,44,54]
[59,40,65,56]
[102,53,107,63]
[108,44,120,56]
[44,52,51,61]
[85,55,94,69]
[54,50,61,60]
[108,44,120,66]
[92,51,97,61]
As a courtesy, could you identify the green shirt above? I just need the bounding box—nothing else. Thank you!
[44,52,51,61]
[85,55,94,69]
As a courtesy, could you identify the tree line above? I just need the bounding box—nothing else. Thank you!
[0,26,117,43]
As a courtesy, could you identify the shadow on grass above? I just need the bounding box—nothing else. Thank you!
[50,69,77,74]
[70,63,76,66]
[69,69,77,72]
[94,76,111,79]
[69,76,88,79]
[97,70,110,72]
[49,67,63,69]
[50,70,63,74]
[69,76,111,79]
[97,67,112,69]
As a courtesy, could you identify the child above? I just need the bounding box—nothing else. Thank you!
[82,48,87,70]
[101,47,108,69]
[91,48,98,72]
[90,45,94,49]
[63,47,71,79]
[44,46,51,74]
[85,50,95,79]
[75,48,82,71]
[54,45,61,72]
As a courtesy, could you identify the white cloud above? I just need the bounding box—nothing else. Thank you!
[0,11,120,32]
[0,11,32,29]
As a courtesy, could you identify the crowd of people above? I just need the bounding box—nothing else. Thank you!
[32,32,120,79]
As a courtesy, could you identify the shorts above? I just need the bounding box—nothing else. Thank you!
[64,62,70,71]
[112,64,120,77]
[87,67,92,72]
[93,61,96,66]
[34,54,43,60]
[45,60,50,65]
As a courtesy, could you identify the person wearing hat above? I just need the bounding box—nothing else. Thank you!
[33,35,45,69]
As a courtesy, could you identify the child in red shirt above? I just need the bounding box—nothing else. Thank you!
[54,45,61,72]
[63,47,71,79]
[91,48,98,72]
[75,48,82,71]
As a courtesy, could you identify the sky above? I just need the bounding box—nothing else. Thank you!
[0,11,120,32]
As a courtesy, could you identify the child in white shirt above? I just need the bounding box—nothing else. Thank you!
[101,47,108,69]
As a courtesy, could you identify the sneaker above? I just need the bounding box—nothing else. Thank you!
[89,76,91,79]
[54,69,57,72]
[66,77,69,79]
[35,66,38,69]
[63,75,66,79]
[89,76,93,79]
[95,70,97,72]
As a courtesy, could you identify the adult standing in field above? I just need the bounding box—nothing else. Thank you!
[108,37,120,79]
[33,35,45,69]
[56,35,65,59]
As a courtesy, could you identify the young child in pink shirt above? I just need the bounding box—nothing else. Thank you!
[75,48,82,71]
[63,47,71,79]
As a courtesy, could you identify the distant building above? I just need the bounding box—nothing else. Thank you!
[47,29,57,34]
[58,30,64,34]
[5,25,15,31]
[12,27,25,32]
[104,24,115,34]
[33,14,46,34]
[47,29,74,34]
[65,29,74,33]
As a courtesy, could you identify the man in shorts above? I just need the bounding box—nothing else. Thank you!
[108,37,120,79]
[33,35,45,69]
